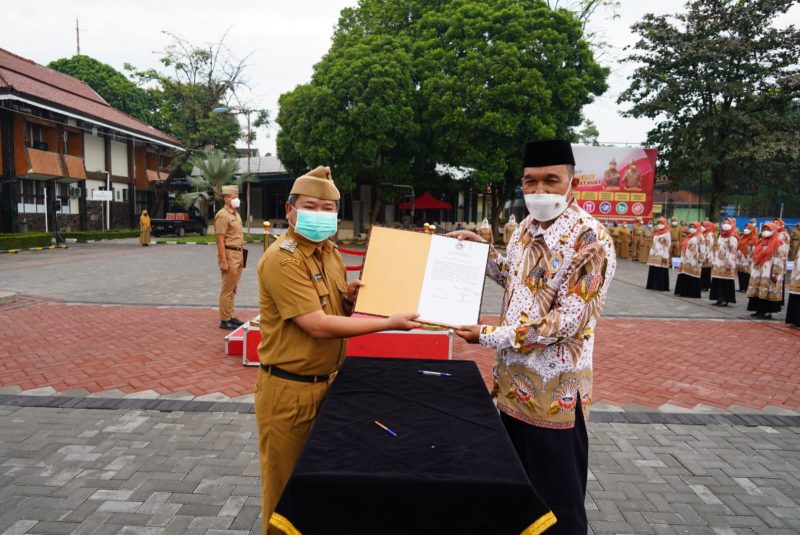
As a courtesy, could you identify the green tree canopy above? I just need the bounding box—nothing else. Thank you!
[48,55,152,123]
[276,0,608,227]
[618,0,800,220]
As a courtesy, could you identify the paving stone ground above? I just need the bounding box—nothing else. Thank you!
[0,405,798,535]
[1,241,799,534]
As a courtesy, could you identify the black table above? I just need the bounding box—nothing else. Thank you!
[270,357,556,535]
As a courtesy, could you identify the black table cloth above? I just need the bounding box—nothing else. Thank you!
[270,357,556,535]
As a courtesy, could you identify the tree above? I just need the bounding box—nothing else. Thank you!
[277,0,607,230]
[127,32,269,216]
[571,119,600,145]
[618,0,800,221]
[181,150,254,217]
[276,33,419,222]
[48,55,152,123]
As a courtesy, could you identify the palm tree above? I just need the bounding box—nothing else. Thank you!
[181,150,254,217]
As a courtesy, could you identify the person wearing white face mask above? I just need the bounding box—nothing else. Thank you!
[646,217,671,291]
[747,222,789,319]
[215,184,246,329]
[255,166,422,533]
[675,221,704,298]
[735,223,758,292]
[447,140,617,534]
[709,218,739,306]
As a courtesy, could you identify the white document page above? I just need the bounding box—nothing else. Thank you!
[416,235,489,326]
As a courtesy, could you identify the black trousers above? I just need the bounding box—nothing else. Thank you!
[738,271,750,292]
[501,400,588,535]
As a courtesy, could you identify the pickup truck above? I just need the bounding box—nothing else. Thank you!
[151,208,208,237]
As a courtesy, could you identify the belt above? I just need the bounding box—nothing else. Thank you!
[224,245,243,251]
[260,364,338,383]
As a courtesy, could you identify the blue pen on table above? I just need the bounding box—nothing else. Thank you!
[373,420,397,437]
[418,370,452,377]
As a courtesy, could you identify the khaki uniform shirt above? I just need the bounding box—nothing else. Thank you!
[256,228,348,375]
[215,207,244,247]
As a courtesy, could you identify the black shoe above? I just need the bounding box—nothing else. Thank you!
[762,313,773,320]
[219,320,237,330]
[718,302,728,307]
[750,311,764,318]
[711,301,721,306]
[229,317,244,327]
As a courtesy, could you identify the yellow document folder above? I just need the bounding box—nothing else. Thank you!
[354,226,490,327]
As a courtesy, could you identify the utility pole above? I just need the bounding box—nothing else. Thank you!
[76,17,80,55]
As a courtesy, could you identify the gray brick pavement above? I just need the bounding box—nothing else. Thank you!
[1,406,798,534]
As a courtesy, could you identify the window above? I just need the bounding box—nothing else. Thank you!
[19,179,45,205]
[122,188,129,202]
[26,123,47,150]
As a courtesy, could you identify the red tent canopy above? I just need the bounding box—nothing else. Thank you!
[398,191,452,210]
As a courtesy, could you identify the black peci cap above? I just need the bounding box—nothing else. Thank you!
[523,140,575,168]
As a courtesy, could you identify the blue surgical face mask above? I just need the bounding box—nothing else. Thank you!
[293,208,338,242]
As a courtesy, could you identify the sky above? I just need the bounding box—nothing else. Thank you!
[4,0,799,155]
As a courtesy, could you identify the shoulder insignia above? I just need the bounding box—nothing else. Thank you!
[280,239,298,253]
[279,258,300,267]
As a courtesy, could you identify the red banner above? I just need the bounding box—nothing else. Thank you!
[571,146,658,222]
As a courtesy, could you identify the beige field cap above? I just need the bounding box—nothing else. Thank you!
[290,166,340,201]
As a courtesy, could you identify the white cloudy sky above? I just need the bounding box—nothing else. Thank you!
[4,0,798,154]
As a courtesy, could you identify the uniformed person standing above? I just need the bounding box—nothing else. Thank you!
[256,166,421,534]
[789,222,800,261]
[619,223,631,260]
[631,218,644,261]
[669,217,681,258]
[216,185,245,329]
[139,210,151,246]
[609,222,621,257]
[639,222,653,263]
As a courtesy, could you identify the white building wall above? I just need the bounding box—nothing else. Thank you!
[83,132,106,173]
[110,140,128,177]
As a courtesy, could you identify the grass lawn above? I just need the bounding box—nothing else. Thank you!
[154,235,264,244]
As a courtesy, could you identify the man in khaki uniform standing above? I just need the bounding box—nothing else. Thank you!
[631,218,644,261]
[639,222,653,263]
[216,185,245,330]
[256,166,421,535]
[609,222,621,257]
[790,222,800,261]
[619,223,631,259]
[669,217,681,258]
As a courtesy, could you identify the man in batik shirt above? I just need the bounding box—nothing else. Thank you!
[450,140,616,535]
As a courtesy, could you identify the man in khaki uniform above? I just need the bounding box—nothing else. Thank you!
[256,166,421,535]
[790,222,800,261]
[609,222,621,257]
[669,217,681,258]
[216,185,245,329]
[639,222,653,262]
[619,223,631,259]
[631,218,644,261]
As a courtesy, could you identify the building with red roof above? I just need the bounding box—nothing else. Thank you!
[0,48,182,233]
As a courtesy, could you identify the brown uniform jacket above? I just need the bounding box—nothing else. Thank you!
[256,229,348,376]
[215,207,244,247]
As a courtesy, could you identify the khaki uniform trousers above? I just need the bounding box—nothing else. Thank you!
[631,236,642,261]
[619,235,630,259]
[255,368,331,534]
[219,249,243,321]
